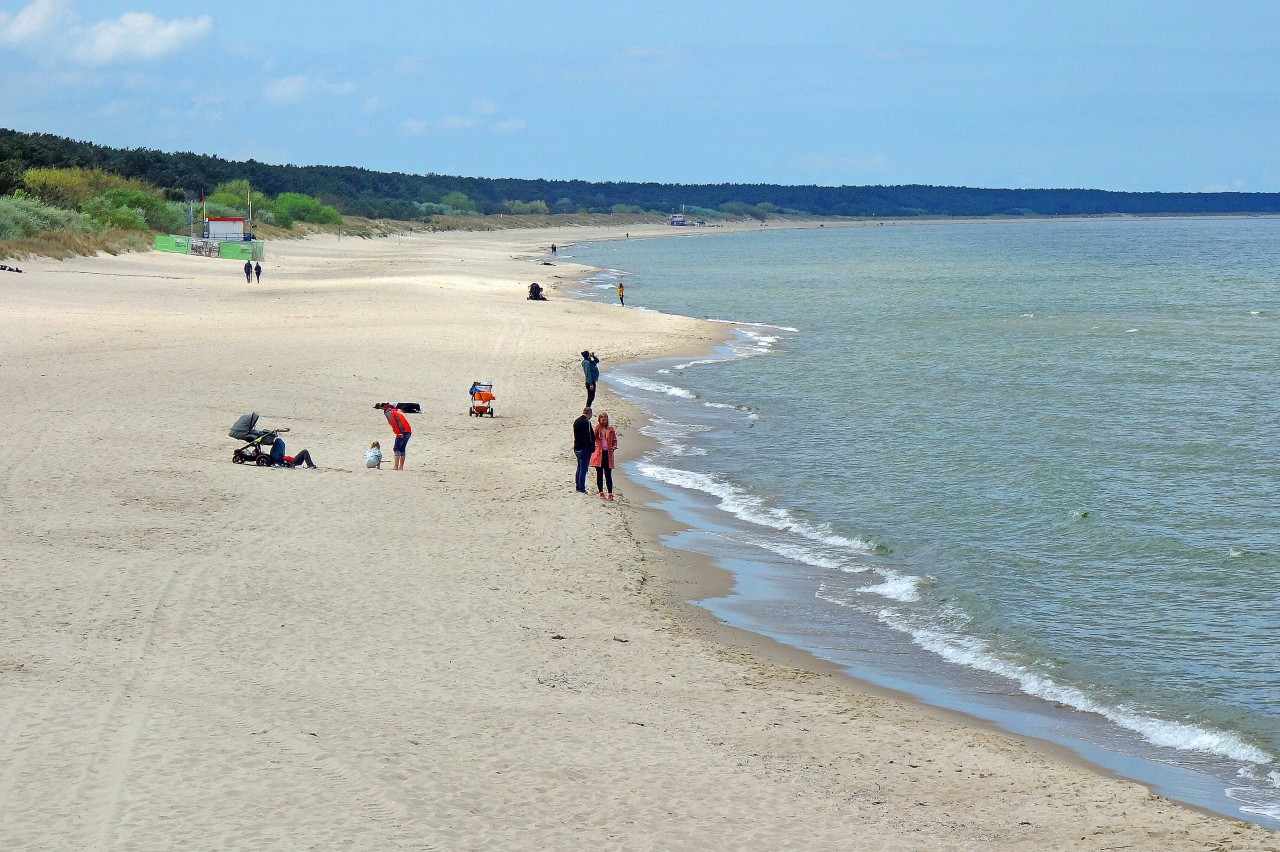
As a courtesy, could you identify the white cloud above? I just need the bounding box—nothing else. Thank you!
[438,115,478,130]
[262,74,356,104]
[73,11,211,64]
[491,117,526,134]
[362,96,384,114]
[402,118,431,136]
[471,97,500,116]
[0,0,70,45]
[1,2,210,64]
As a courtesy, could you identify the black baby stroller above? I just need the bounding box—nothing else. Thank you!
[229,412,290,465]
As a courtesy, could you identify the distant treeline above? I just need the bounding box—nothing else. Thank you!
[4,127,1280,220]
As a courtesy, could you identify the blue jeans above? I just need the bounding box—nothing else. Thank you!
[574,449,592,491]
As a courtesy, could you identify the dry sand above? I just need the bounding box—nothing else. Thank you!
[0,223,1273,850]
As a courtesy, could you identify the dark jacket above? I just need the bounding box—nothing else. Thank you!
[573,415,595,452]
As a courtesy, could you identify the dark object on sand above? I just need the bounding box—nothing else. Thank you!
[0,264,23,273]
[394,402,422,413]
[528,282,548,300]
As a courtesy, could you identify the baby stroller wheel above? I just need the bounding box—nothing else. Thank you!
[233,453,245,463]
[255,455,272,466]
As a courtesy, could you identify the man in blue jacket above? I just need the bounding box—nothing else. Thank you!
[581,350,600,407]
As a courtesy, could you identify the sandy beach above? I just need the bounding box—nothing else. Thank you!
[0,222,1274,850]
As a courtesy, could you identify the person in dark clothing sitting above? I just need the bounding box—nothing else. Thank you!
[528,282,548,300]
[270,437,317,468]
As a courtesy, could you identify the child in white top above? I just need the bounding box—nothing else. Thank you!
[365,440,383,469]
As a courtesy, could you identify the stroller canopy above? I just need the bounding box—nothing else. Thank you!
[229,412,260,441]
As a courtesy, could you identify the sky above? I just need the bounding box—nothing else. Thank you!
[2,0,1278,192]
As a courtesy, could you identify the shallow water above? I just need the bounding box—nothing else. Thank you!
[570,219,1280,827]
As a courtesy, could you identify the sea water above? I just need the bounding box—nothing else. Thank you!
[568,218,1280,828]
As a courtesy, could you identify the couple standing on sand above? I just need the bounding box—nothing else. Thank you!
[574,350,617,499]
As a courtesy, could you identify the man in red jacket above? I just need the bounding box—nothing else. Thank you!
[375,403,412,470]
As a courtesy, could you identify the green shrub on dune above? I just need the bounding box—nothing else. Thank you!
[0,195,97,239]
[274,192,341,225]
[82,188,185,232]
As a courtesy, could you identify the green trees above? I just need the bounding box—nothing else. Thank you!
[439,191,478,213]
[273,192,341,225]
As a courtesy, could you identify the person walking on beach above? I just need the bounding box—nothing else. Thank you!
[572,407,594,493]
[617,281,625,306]
[590,411,618,500]
[254,262,262,283]
[374,403,411,470]
[243,260,253,283]
[581,350,600,407]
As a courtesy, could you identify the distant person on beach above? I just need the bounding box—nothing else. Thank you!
[528,282,547,300]
[243,260,252,283]
[581,350,600,407]
[254,262,262,283]
[617,282,625,306]
[590,411,617,500]
[366,440,383,469]
[551,243,557,255]
[572,407,594,493]
[375,403,411,470]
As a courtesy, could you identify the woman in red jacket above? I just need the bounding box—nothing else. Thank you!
[375,403,412,471]
[589,411,618,500]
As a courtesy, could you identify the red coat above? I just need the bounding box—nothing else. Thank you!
[589,425,617,468]
[384,406,411,436]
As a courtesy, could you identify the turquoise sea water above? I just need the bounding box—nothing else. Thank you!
[569,219,1280,827]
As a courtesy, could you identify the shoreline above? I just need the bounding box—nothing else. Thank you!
[555,228,1274,823]
[542,228,1276,828]
[0,224,1274,848]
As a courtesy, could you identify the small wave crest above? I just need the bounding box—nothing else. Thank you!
[876,609,1274,766]
[611,374,697,398]
[635,462,873,553]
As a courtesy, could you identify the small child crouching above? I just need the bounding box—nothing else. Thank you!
[365,440,383,469]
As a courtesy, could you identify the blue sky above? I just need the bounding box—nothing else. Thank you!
[2,0,1278,191]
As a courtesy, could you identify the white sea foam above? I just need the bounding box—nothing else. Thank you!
[611,374,697,398]
[876,609,1275,766]
[860,571,924,602]
[640,417,711,442]
[707,318,800,333]
[635,462,873,553]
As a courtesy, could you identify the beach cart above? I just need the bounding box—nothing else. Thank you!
[468,381,495,417]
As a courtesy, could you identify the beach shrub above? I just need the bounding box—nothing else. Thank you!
[24,167,152,209]
[273,192,341,225]
[610,203,645,215]
[439,191,478,214]
[681,205,725,219]
[416,201,478,217]
[82,188,185,232]
[0,195,97,239]
[501,199,550,215]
